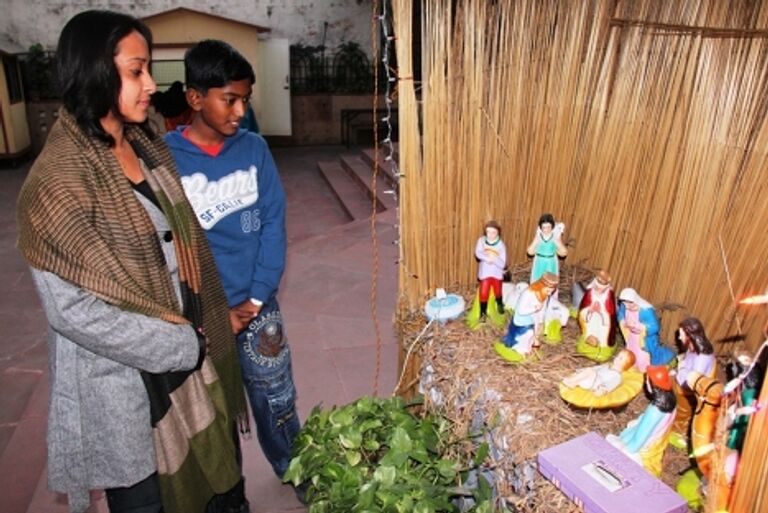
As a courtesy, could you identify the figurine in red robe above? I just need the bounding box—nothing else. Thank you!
[576,270,617,362]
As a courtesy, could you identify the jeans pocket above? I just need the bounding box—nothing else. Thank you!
[240,348,297,426]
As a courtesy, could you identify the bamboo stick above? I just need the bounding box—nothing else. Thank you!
[393,0,768,353]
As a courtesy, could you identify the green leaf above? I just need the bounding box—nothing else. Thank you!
[345,449,362,467]
[394,495,414,513]
[473,442,490,467]
[282,458,303,486]
[436,459,458,479]
[473,502,494,513]
[357,482,377,509]
[375,489,398,510]
[321,461,345,481]
[339,426,363,449]
[329,406,355,427]
[390,427,413,453]
[413,502,434,513]
[379,447,409,467]
[475,472,492,501]
[308,499,330,513]
[373,465,397,486]
[355,395,375,412]
[358,418,384,433]
[409,446,430,464]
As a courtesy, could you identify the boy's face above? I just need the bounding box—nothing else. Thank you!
[187,78,252,142]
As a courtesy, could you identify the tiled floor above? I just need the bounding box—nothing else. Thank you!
[0,145,399,513]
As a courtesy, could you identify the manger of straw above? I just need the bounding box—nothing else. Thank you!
[397,263,690,512]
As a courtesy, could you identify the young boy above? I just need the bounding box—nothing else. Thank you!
[165,40,300,481]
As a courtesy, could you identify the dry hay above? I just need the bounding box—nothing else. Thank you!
[398,263,692,513]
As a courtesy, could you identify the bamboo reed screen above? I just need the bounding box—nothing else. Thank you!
[392,0,768,353]
[727,351,768,512]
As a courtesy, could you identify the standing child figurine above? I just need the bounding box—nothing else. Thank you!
[617,288,676,371]
[467,220,507,328]
[527,213,567,283]
[494,273,558,362]
[576,270,618,361]
[165,40,301,490]
[606,365,677,477]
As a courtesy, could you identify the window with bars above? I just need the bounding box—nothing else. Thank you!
[151,60,185,92]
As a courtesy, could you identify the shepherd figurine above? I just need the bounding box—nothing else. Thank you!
[526,213,567,284]
[606,365,677,477]
[494,272,558,362]
[466,220,507,329]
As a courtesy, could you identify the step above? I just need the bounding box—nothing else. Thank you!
[317,160,376,222]
[339,155,397,212]
[359,147,399,188]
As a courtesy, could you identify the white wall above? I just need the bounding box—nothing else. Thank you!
[0,0,374,55]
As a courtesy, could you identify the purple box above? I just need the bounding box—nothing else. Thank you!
[537,432,688,513]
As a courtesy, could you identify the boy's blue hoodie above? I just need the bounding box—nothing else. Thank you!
[165,127,286,307]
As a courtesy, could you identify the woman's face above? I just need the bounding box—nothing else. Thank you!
[485,226,499,241]
[540,222,553,235]
[624,300,639,312]
[114,31,156,123]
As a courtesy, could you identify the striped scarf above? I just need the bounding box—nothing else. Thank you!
[17,109,247,513]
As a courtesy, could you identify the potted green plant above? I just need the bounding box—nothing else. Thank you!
[283,395,497,512]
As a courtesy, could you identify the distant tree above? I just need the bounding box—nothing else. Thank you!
[22,43,57,100]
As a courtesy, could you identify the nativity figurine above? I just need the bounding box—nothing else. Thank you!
[559,349,644,409]
[526,213,567,284]
[495,273,558,362]
[467,220,507,329]
[617,288,676,371]
[606,365,677,477]
[576,270,617,362]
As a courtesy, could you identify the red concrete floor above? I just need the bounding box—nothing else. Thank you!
[0,145,399,513]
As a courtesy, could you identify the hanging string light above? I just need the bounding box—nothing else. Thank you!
[369,0,403,396]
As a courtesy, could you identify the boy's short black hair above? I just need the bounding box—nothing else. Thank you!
[184,39,255,94]
[57,10,154,145]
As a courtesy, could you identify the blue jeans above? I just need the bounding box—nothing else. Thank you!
[236,298,300,478]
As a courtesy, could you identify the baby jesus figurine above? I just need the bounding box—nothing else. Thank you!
[562,349,636,397]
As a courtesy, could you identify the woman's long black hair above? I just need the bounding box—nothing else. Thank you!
[57,10,154,146]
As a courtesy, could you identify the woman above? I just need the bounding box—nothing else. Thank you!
[617,288,676,371]
[526,213,567,283]
[16,11,247,513]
